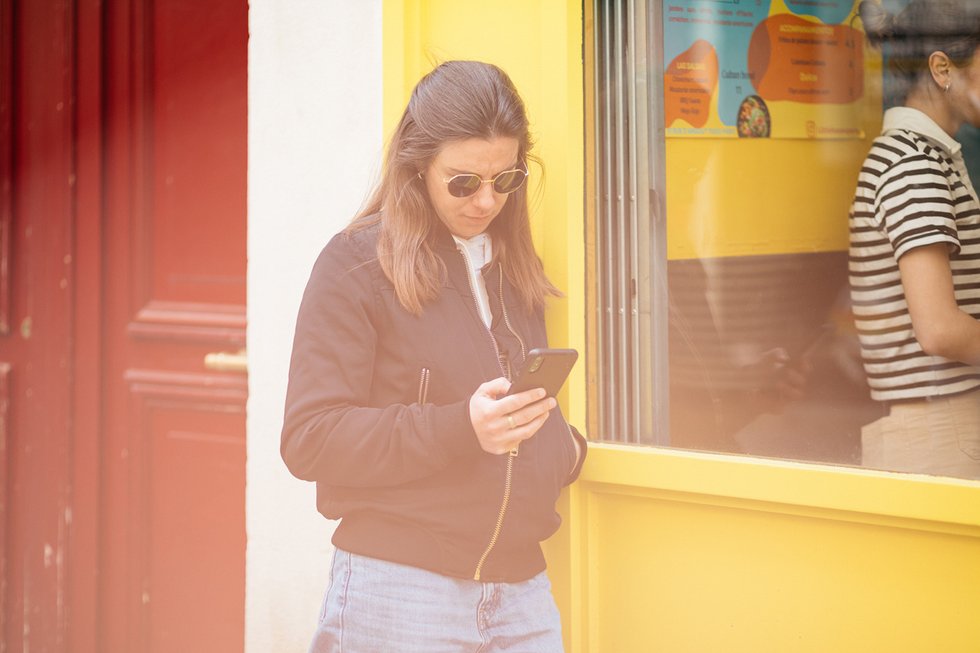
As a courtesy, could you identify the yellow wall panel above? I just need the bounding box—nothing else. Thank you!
[589,493,980,651]
[575,446,980,652]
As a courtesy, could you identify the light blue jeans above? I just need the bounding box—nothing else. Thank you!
[309,548,565,653]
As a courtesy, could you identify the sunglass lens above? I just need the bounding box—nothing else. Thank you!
[447,175,481,198]
[493,170,526,194]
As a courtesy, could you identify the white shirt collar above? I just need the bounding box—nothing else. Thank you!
[452,232,492,271]
[452,233,493,328]
[882,106,962,155]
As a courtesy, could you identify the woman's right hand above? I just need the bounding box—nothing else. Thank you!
[469,377,557,455]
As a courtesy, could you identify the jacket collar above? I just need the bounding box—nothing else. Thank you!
[430,218,460,253]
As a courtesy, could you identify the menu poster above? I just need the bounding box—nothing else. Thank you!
[664,0,865,139]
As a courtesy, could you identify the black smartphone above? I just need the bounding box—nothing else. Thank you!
[506,348,579,398]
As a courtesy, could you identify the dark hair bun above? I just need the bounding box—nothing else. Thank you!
[859,0,895,48]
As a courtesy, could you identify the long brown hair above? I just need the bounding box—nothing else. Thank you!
[348,61,560,315]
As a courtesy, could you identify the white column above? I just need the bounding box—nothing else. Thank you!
[246,2,382,650]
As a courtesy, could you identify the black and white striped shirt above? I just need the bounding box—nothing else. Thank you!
[849,107,980,401]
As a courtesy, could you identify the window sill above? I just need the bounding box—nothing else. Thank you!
[578,442,980,535]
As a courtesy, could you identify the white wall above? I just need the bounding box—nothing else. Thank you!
[246,2,382,650]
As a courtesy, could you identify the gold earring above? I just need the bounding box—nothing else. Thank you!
[945,82,951,93]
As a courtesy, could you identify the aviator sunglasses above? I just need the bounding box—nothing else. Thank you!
[420,167,529,198]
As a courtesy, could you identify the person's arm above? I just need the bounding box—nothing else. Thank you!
[899,243,980,365]
[280,234,482,487]
[873,144,980,364]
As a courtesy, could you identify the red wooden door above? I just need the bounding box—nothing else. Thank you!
[99,1,248,651]
[1,1,246,649]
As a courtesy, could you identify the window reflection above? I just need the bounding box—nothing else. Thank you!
[667,254,878,464]
[591,0,980,480]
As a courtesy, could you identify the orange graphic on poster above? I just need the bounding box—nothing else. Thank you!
[665,40,719,128]
[748,14,863,104]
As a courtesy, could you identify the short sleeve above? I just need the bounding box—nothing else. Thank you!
[875,150,961,260]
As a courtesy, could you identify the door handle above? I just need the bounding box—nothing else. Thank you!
[204,349,248,373]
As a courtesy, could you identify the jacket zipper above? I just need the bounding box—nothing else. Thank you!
[498,266,527,363]
[473,448,518,580]
[456,248,517,581]
[418,367,430,405]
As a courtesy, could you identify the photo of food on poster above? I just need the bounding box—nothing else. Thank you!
[664,0,865,139]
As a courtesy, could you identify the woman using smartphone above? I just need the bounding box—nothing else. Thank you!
[850,0,980,478]
[281,60,586,652]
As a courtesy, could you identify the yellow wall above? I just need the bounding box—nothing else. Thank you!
[575,446,980,651]
[384,2,980,652]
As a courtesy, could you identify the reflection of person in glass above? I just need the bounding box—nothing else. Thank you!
[667,285,811,454]
[850,0,980,478]
[281,61,586,651]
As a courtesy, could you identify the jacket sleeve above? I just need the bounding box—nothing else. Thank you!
[280,233,483,487]
[564,424,588,486]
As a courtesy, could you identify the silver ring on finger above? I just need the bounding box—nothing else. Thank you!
[506,414,516,430]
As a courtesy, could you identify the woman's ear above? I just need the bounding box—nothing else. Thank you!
[928,51,953,92]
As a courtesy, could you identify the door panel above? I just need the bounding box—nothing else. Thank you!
[127,371,247,652]
[150,0,247,308]
[101,0,248,650]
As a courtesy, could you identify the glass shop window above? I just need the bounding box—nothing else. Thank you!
[589,0,980,480]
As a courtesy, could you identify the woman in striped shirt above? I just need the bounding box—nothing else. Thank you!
[850,0,980,479]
